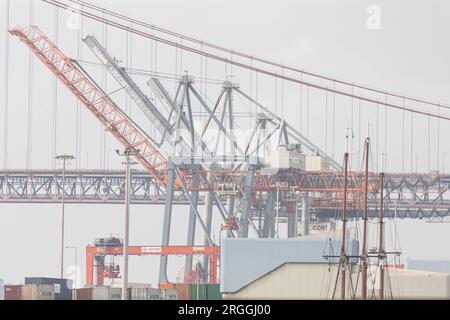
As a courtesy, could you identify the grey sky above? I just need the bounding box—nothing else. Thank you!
[1,0,450,286]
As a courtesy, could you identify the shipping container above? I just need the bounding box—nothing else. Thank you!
[92,286,122,300]
[73,288,93,300]
[21,284,54,300]
[175,284,190,300]
[190,284,222,300]
[25,277,72,300]
[159,283,175,290]
[161,289,178,300]
[147,288,161,300]
[4,285,22,300]
[130,288,148,300]
[0,279,4,300]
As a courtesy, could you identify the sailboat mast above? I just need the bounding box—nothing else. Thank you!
[378,170,385,300]
[340,151,349,300]
[361,138,370,300]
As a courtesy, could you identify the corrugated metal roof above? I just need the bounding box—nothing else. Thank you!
[407,259,450,273]
[220,235,359,293]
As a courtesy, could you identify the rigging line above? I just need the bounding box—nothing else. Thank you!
[66,0,450,110]
[41,0,450,121]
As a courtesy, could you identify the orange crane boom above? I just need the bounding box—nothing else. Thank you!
[9,25,170,188]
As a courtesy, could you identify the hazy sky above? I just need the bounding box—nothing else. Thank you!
[1,0,450,287]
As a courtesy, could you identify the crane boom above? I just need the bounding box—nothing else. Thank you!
[9,25,170,188]
[82,35,174,148]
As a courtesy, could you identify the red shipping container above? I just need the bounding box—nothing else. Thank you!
[74,288,93,300]
[4,285,22,300]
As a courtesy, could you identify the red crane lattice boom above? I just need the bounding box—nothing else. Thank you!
[9,25,170,188]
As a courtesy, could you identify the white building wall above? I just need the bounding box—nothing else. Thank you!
[223,263,450,300]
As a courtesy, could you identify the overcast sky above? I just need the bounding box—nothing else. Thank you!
[1,0,450,287]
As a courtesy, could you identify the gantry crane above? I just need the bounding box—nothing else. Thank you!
[9,25,365,285]
[86,237,220,286]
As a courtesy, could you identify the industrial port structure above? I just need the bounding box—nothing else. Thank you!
[1,0,450,300]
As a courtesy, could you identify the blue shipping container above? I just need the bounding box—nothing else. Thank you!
[24,277,72,300]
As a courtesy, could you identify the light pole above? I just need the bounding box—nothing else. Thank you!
[65,246,78,289]
[55,154,75,279]
[116,148,137,300]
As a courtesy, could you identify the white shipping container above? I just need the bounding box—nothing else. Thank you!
[21,284,54,300]
[130,288,147,300]
[305,156,330,171]
[92,287,122,300]
[270,149,305,170]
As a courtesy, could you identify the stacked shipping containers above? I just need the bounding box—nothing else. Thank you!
[4,285,22,300]
[129,287,161,300]
[25,277,72,300]
[190,284,222,300]
[73,288,93,300]
[91,286,122,300]
[21,284,54,300]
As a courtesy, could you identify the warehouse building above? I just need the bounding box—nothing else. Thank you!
[220,237,450,299]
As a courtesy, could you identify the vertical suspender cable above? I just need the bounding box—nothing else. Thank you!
[76,4,83,169]
[249,58,253,127]
[358,98,361,165]
[52,5,59,169]
[150,28,154,136]
[384,94,387,169]
[376,101,379,169]
[427,114,431,172]
[410,112,413,172]
[281,67,285,119]
[306,85,310,139]
[102,8,108,169]
[299,73,303,133]
[325,90,328,153]
[274,78,278,116]
[402,99,405,173]
[3,0,10,169]
[180,38,183,74]
[27,0,35,169]
[332,82,336,159]
[437,106,440,171]
[350,86,354,159]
